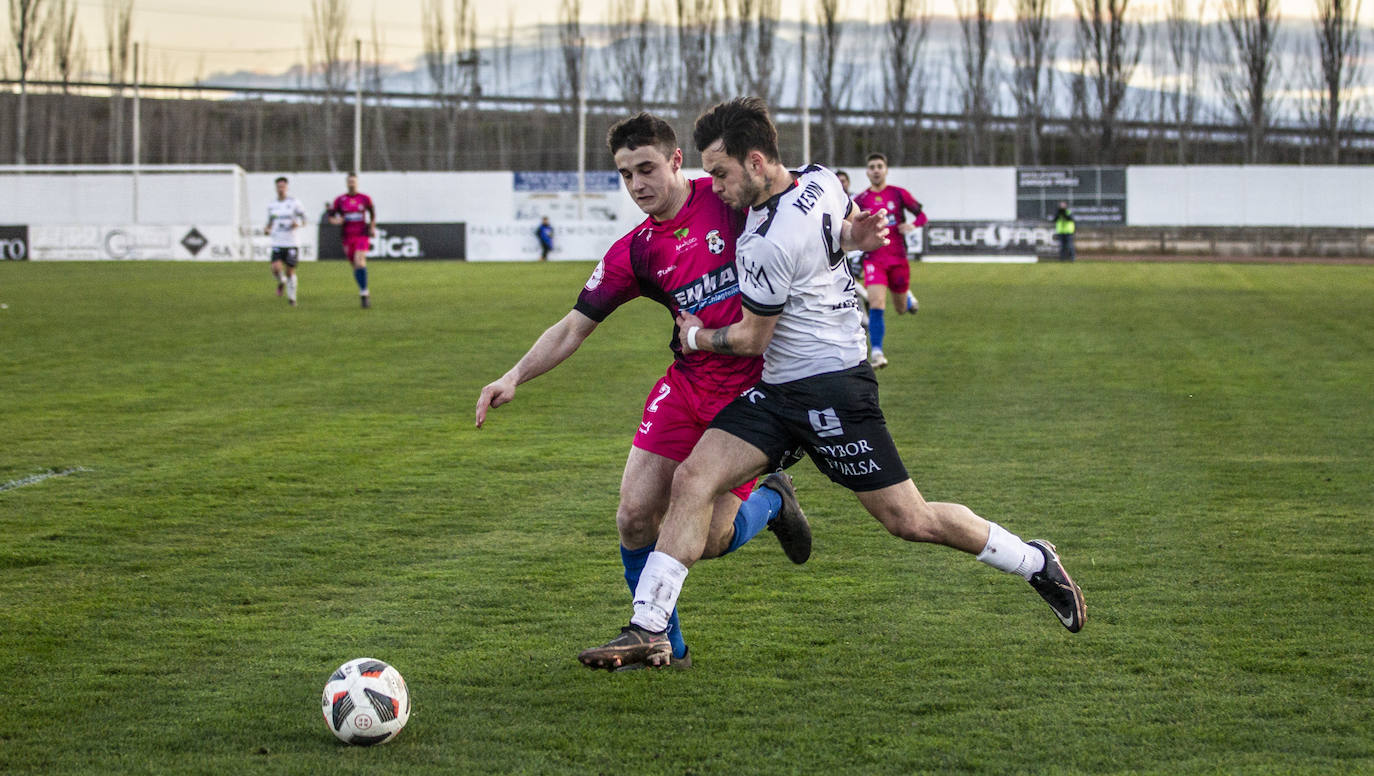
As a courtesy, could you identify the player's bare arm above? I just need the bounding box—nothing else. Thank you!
[367,204,377,236]
[675,309,778,357]
[475,309,599,428]
[843,207,890,253]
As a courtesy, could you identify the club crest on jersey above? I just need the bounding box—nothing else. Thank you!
[674,227,689,239]
[706,229,725,255]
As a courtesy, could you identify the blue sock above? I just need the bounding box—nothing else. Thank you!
[869,308,886,350]
[353,267,368,292]
[722,485,781,555]
[621,543,686,659]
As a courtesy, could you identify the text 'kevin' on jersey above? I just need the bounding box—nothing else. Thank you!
[737,165,868,384]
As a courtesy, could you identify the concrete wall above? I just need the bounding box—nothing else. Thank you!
[1126,166,1374,227]
[7,165,1371,229]
[3,165,1370,260]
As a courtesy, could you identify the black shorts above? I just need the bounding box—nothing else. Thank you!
[709,362,909,492]
[271,247,300,267]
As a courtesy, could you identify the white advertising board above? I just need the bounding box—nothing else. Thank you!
[29,225,259,261]
[466,220,627,262]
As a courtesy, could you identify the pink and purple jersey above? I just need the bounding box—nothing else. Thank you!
[331,193,374,239]
[575,178,761,395]
[853,185,923,263]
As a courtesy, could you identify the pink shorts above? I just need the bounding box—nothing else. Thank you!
[634,365,756,501]
[343,235,371,259]
[862,255,911,294]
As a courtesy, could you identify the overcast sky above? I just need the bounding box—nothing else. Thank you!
[55,0,1351,83]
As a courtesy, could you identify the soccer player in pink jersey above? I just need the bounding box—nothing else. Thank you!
[578,97,1084,671]
[327,172,376,308]
[475,113,811,670]
[853,153,927,368]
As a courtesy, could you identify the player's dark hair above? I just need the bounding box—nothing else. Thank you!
[692,97,780,164]
[606,113,677,160]
[866,152,888,165]
[274,176,288,184]
[346,171,358,178]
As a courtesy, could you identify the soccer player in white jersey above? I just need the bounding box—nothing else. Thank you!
[578,98,1085,669]
[264,176,307,306]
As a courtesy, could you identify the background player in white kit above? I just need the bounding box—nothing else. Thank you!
[579,98,1085,669]
[264,176,307,306]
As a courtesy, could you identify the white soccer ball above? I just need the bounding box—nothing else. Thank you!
[321,658,410,746]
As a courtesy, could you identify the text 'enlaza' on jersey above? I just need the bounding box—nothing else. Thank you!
[672,263,739,315]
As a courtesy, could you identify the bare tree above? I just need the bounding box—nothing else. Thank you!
[1218,0,1281,163]
[368,11,392,170]
[8,0,48,163]
[47,0,81,163]
[490,8,518,167]
[727,0,781,105]
[677,0,721,142]
[558,0,584,113]
[1308,0,1363,162]
[1070,0,1142,162]
[882,0,932,165]
[421,0,450,167]
[1010,0,1055,165]
[955,0,996,165]
[608,0,654,110]
[454,0,478,168]
[811,0,846,164]
[104,0,132,164]
[307,0,349,171]
[1163,0,1205,163]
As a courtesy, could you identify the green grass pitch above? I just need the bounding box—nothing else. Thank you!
[1,259,1370,775]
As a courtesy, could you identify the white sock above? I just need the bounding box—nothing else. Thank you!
[287,276,297,302]
[630,551,689,633]
[976,522,1045,580]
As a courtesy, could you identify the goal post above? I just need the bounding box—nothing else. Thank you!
[0,164,253,260]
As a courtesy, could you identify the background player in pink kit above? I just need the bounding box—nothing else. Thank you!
[475,113,811,670]
[853,153,926,368]
[328,172,376,308]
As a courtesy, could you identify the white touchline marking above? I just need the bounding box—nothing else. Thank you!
[0,466,93,493]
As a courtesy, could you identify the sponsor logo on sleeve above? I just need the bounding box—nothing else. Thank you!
[586,259,606,290]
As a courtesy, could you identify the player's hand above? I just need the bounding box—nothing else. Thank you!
[329,215,343,226]
[851,208,890,252]
[263,226,271,236]
[675,311,705,352]
[369,226,377,237]
[475,377,516,429]
[898,223,915,235]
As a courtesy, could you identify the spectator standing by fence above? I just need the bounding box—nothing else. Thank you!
[536,217,554,261]
[1053,202,1076,262]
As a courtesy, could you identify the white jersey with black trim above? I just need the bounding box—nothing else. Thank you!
[737,164,867,384]
[267,197,307,248]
